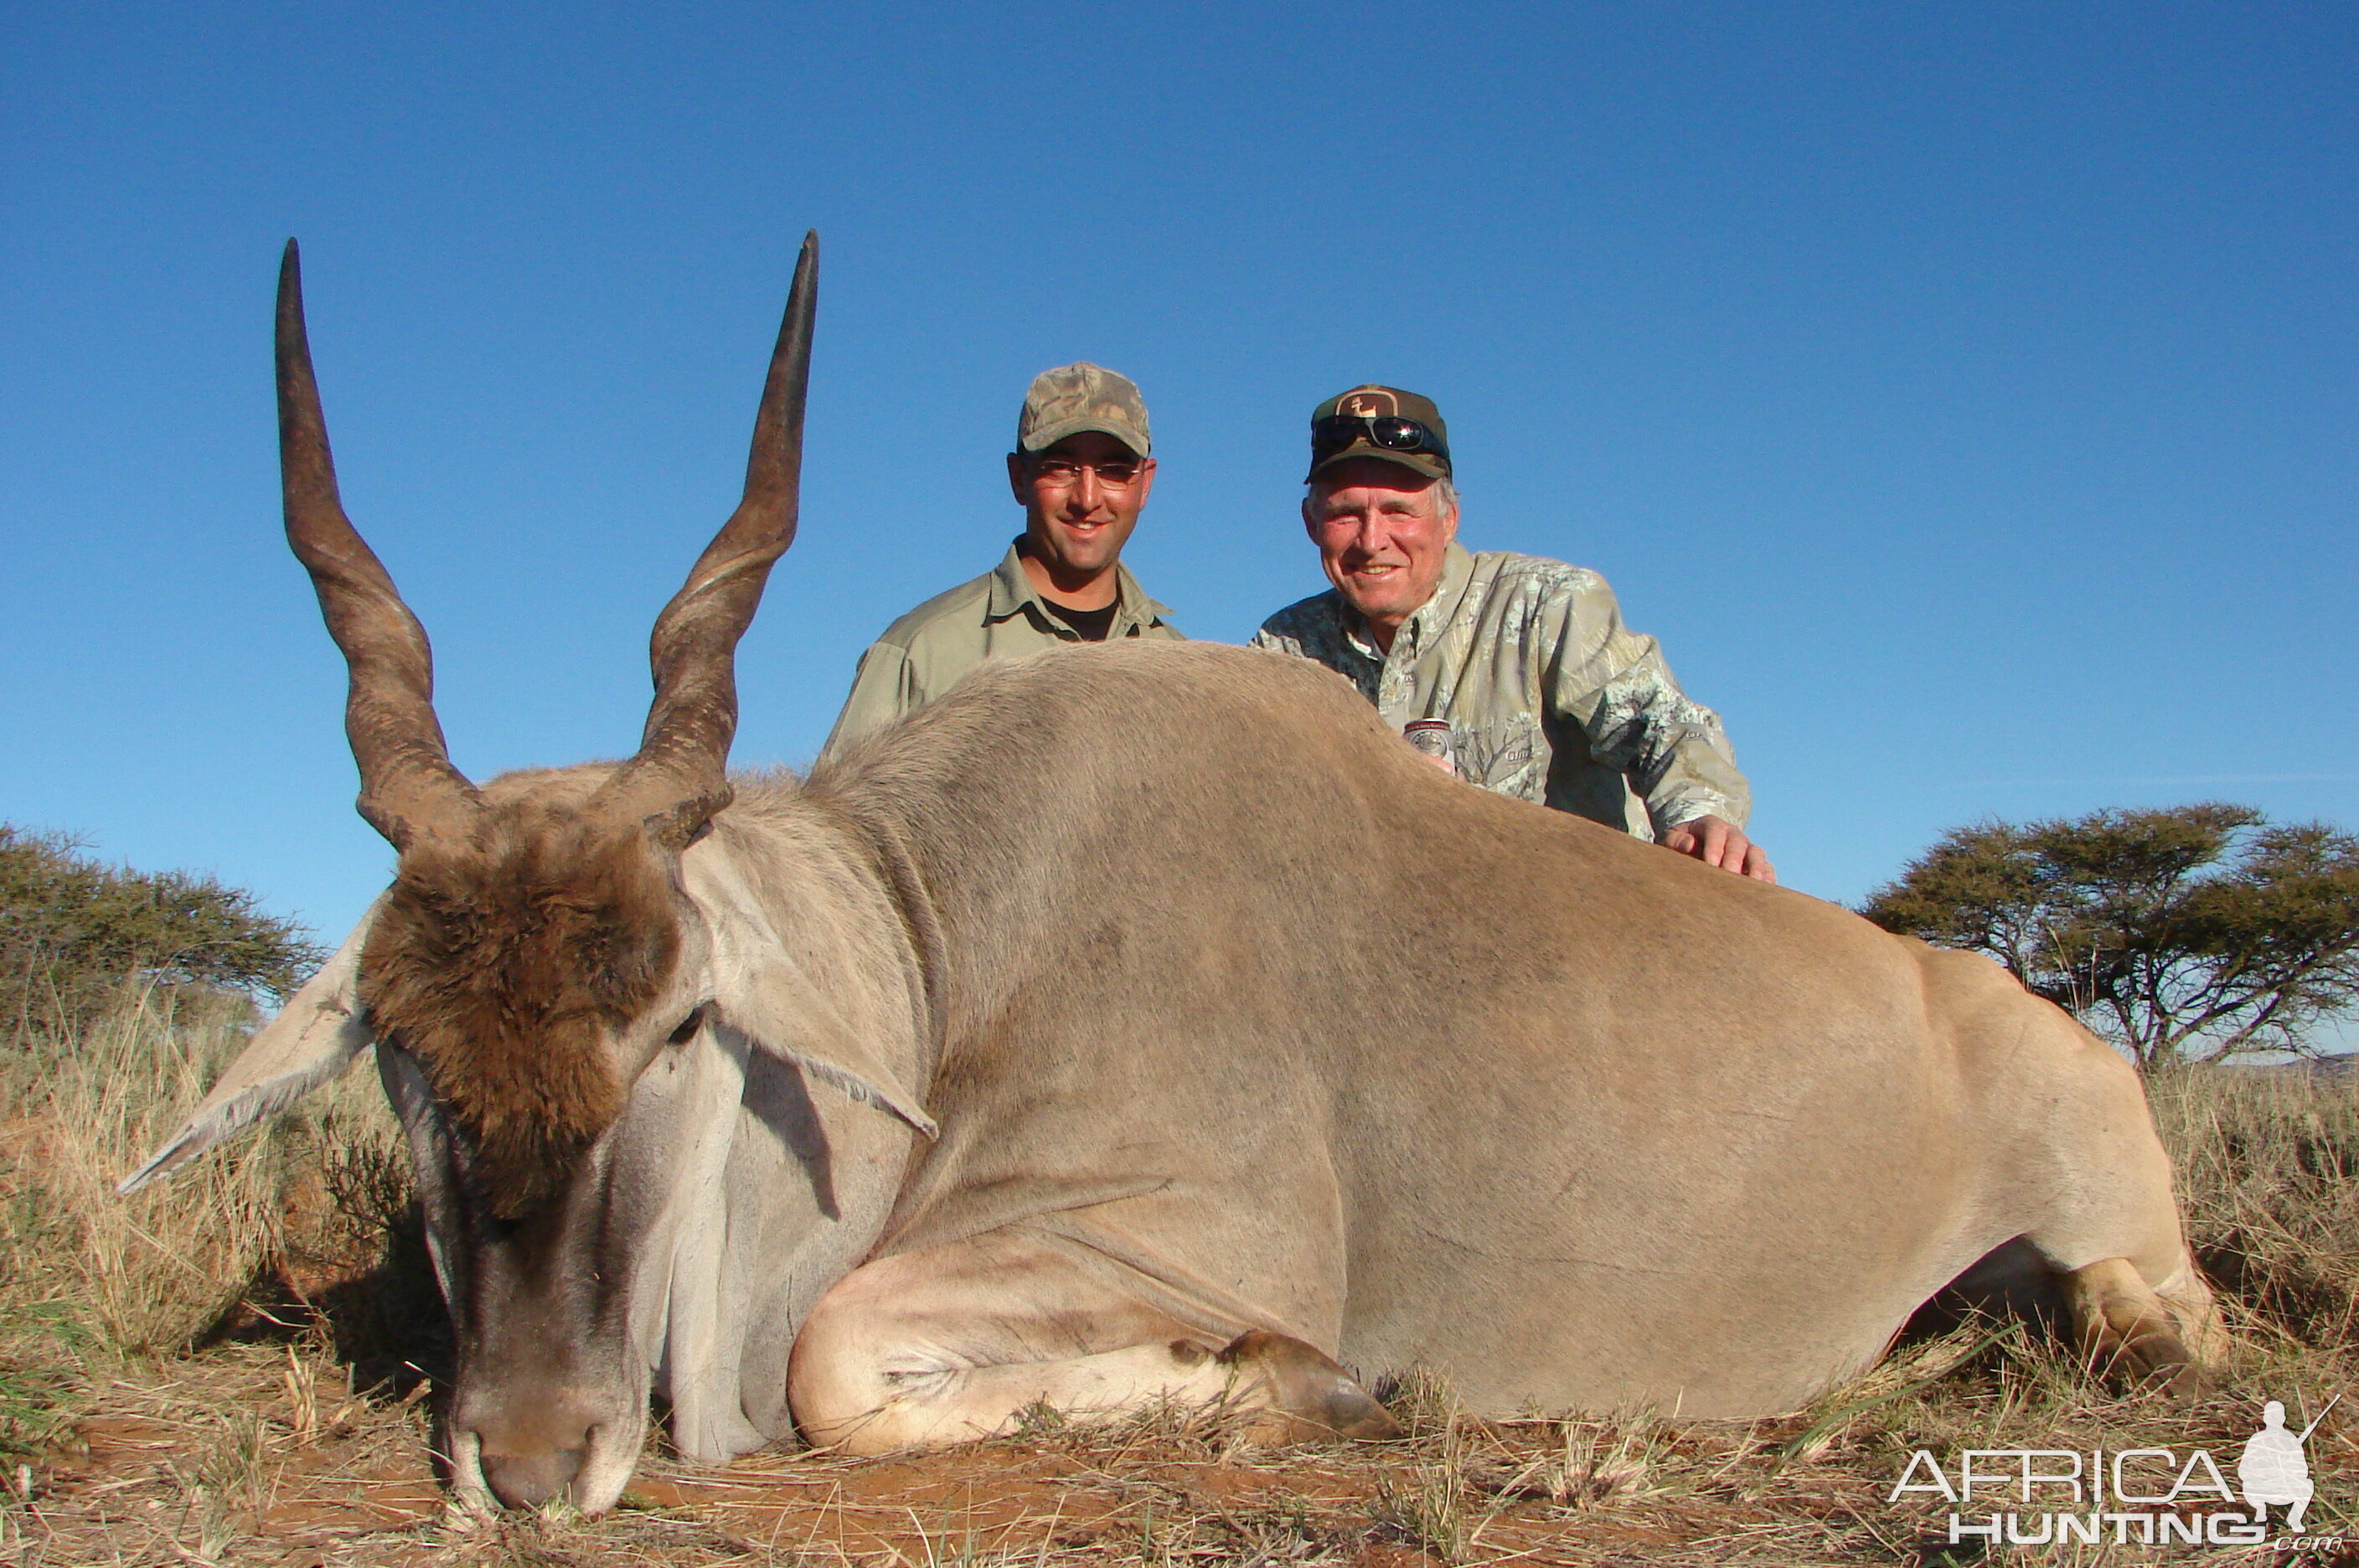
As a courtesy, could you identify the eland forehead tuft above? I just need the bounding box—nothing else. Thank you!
[358,783,685,1219]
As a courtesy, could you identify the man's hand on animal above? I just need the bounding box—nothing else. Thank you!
[1660,813,1777,883]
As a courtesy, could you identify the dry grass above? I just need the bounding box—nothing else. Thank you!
[0,985,415,1453]
[3,1001,2355,1565]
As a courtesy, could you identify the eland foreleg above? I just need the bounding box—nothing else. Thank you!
[786,1228,1397,1452]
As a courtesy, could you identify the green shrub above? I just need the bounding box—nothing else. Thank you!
[0,825,326,1036]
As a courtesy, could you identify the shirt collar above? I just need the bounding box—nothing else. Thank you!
[986,539,1173,632]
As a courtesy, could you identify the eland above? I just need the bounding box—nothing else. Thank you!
[129,235,2223,1514]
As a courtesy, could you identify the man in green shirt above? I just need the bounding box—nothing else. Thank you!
[821,363,1185,758]
[1251,384,1773,882]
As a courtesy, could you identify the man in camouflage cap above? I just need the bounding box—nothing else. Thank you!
[822,363,1184,756]
[1251,384,1773,880]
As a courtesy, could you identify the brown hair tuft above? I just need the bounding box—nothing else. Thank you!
[359,799,683,1220]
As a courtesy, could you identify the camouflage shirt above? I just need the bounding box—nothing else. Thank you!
[821,541,1184,759]
[1250,543,1748,837]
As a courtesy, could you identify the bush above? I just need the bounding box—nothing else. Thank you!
[0,825,326,1035]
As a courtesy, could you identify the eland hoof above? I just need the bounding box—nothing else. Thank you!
[1218,1329,1403,1441]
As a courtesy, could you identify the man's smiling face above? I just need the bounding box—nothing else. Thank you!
[1009,430,1154,587]
[1303,457,1459,649]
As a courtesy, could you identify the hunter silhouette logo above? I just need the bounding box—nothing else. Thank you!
[2239,1396,2328,1530]
[1890,1395,2338,1548]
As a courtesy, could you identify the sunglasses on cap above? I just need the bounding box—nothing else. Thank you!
[1310,414,1451,466]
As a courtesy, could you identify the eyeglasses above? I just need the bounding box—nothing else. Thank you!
[1310,415,1450,466]
[1029,456,1144,488]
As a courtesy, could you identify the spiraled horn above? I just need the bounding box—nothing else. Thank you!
[596,230,818,842]
[277,240,480,851]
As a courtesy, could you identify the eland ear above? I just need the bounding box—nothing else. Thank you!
[117,900,383,1194]
[706,1014,937,1142]
[694,874,937,1141]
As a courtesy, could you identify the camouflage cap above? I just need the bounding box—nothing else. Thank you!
[1307,384,1451,482]
[1017,363,1152,457]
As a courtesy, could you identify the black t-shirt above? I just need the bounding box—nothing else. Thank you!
[1040,597,1119,642]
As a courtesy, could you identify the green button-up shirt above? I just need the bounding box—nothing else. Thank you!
[1250,543,1749,838]
[821,542,1184,759]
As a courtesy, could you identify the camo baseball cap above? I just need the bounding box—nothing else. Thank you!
[1307,384,1452,482]
[1017,363,1152,457]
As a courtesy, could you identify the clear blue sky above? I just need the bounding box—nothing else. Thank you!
[4,3,2353,956]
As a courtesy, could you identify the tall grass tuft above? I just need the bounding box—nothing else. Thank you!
[2156,1065,2359,1349]
[0,980,400,1454]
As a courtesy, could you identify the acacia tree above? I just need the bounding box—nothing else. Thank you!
[1861,804,2359,1070]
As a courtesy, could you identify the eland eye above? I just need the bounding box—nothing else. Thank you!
[667,1007,706,1045]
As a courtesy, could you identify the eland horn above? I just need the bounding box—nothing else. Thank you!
[596,230,818,843]
[277,240,481,851]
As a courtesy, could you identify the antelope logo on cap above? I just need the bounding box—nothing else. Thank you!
[1341,388,1398,418]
